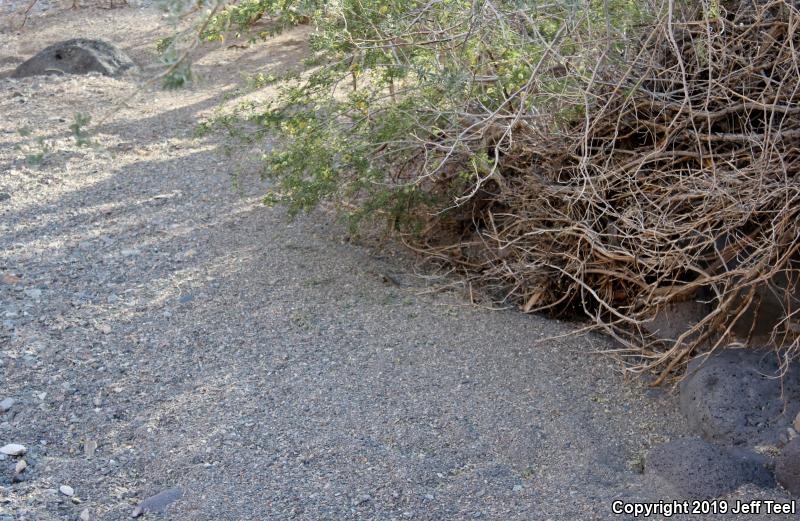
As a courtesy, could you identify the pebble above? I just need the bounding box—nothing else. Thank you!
[59,484,74,496]
[24,288,42,299]
[352,494,371,506]
[131,486,183,517]
[1,273,19,285]
[80,509,91,521]
[96,323,112,334]
[84,440,97,459]
[0,443,27,456]
[14,459,27,473]
[512,484,523,492]
[0,398,15,412]
[794,412,800,432]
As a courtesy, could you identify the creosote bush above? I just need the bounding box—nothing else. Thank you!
[180,0,800,381]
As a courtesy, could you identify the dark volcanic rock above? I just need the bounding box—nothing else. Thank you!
[12,39,138,79]
[776,437,800,495]
[680,349,800,446]
[646,437,774,499]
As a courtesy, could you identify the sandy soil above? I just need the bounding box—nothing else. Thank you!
[0,5,793,521]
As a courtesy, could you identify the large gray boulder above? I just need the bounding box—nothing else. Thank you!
[679,349,800,446]
[12,38,138,79]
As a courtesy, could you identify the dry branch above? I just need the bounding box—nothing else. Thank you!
[399,0,800,380]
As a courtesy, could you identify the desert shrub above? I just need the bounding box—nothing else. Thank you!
[179,0,800,380]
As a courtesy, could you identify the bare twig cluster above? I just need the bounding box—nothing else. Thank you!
[394,0,800,381]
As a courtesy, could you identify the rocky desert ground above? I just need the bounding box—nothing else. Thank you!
[1,3,797,520]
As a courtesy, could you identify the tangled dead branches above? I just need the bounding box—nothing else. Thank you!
[407,0,800,381]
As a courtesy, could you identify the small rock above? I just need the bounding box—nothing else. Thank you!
[0,398,15,412]
[14,459,26,473]
[84,440,97,459]
[121,249,140,257]
[24,288,42,300]
[0,193,10,203]
[754,444,781,457]
[0,444,27,456]
[80,509,90,521]
[131,486,182,517]
[178,294,194,304]
[794,412,800,432]
[95,323,112,335]
[512,484,523,492]
[59,485,74,496]
[1,274,19,285]
[352,494,371,506]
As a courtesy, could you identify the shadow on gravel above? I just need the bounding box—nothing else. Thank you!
[1,129,693,517]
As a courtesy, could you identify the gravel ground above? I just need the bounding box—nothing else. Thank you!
[0,6,795,521]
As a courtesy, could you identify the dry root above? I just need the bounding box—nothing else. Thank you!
[406,0,800,381]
